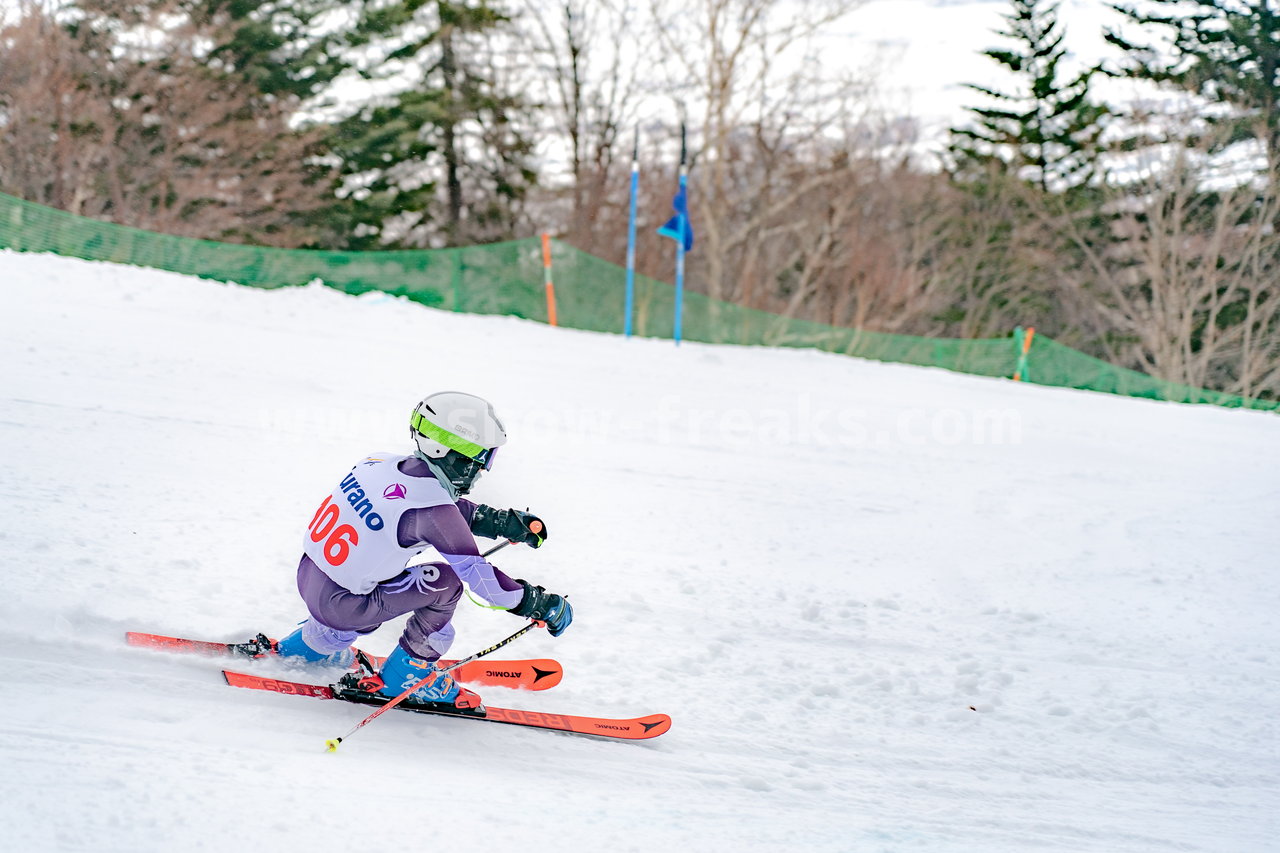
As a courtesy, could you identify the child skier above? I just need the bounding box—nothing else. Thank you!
[273,391,573,710]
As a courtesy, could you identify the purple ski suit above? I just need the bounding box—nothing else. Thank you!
[294,455,525,661]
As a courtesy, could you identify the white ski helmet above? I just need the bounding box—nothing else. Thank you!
[409,392,508,495]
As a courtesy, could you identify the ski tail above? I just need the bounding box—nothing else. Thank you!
[127,631,268,657]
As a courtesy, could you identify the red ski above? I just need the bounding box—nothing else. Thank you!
[223,669,671,741]
[126,631,563,691]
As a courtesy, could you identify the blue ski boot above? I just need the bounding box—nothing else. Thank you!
[274,620,356,668]
[376,645,482,710]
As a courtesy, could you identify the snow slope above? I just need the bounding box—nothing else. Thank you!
[1,250,1277,852]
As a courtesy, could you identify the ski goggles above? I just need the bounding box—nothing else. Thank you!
[475,446,498,471]
[412,413,498,469]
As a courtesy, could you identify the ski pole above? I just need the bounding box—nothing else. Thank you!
[324,620,542,752]
[481,539,512,558]
[479,518,541,559]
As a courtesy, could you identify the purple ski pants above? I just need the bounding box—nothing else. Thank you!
[295,555,461,661]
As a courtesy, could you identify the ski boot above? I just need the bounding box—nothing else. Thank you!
[353,645,484,714]
[273,620,356,668]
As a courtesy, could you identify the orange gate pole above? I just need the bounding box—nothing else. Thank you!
[1012,326,1036,382]
[541,233,558,327]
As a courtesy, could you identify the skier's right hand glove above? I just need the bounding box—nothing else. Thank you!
[470,505,548,548]
[510,580,573,637]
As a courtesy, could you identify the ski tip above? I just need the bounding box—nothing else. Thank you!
[324,738,341,753]
[639,714,672,739]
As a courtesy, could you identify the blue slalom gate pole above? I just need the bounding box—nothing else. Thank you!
[625,131,639,338]
[674,173,686,346]
[672,124,689,347]
[657,122,693,347]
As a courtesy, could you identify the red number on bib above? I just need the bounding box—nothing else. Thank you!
[310,498,340,543]
[324,524,359,566]
[309,494,331,529]
[308,495,360,566]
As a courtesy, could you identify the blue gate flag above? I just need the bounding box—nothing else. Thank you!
[657,181,694,251]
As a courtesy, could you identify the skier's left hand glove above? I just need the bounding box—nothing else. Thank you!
[510,580,573,637]
[470,505,548,548]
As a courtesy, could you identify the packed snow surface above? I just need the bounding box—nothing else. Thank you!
[1,250,1277,852]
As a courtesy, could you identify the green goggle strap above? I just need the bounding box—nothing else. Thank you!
[410,412,485,459]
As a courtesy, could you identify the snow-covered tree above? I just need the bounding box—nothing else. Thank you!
[951,0,1107,192]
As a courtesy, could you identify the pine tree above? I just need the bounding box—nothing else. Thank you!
[937,0,1109,340]
[322,0,536,248]
[950,0,1107,191]
[1106,0,1280,170]
[189,0,351,101]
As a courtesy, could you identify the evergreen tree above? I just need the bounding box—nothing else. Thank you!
[190,0,352,101]
[950,0,1107,191]
[322,0,536,248]
[938,0,1108,338]
[1106,0,1280,170]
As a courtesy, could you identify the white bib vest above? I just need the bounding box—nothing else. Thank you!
[303,453,453,594]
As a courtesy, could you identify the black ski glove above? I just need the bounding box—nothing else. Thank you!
[509,580,573,637]
[470,505,547,548]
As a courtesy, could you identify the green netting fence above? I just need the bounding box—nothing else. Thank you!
[1,191,1275,412]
